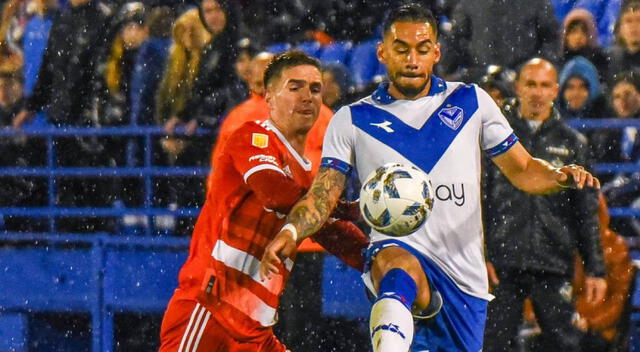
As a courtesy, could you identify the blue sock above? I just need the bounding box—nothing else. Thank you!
[378,268,417,310]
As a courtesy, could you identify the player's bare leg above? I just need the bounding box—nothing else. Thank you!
[369,246,432,352]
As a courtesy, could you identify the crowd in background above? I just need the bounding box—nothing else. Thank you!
[0,0,638,236]
[0,0,640,350]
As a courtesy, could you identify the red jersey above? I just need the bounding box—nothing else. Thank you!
[207,95,334,192]
[174,120,313,341]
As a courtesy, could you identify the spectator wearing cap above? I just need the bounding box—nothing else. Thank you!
[233,38,258,95]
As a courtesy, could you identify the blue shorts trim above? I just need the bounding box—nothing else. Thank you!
[364,239,487,352]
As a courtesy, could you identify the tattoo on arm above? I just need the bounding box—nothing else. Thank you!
[287,167,346,240]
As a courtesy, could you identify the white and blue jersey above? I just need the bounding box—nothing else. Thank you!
[321,76,517,301]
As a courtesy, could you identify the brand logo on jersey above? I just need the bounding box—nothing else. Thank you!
[435,183,465,206]
[370,121,394,133]
[438,105,464,130]
[252,133,269,148]
[283,165,292,177]
[248,154,277,165]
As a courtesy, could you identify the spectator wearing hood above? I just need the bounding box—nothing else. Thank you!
[561,8,608,76]
[558,56,609,119]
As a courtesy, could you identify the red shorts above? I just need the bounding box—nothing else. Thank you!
[159,296,287,352]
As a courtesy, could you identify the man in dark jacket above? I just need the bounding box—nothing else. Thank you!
[441,0,560,82]
[483,58,607,351]
[13,0,114,127]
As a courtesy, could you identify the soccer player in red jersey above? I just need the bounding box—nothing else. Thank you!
[207,52,335,194]
[158,51,367,352]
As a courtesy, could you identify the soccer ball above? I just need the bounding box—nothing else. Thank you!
[359,163,434,237]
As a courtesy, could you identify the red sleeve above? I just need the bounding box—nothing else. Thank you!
[313,220,369,271]
[226,122,306,212]
[226,122,284,179]
[246,170,306,213]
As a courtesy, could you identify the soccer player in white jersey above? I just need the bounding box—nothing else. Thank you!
[260,3,600,351]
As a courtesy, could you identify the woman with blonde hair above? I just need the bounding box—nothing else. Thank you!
[154,8,213,232]
[155,8,211,135]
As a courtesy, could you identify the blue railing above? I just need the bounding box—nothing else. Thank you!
[2,119,640,231]
[2,119,640,351]
[0,126,210,234]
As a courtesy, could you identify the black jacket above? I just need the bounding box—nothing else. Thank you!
[483,102,605,278]
[25,1,114,126]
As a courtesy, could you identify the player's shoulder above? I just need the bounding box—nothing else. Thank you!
[444,80,481,94]
[227,120,277,148]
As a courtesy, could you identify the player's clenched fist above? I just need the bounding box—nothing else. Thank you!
[260,230,297,280]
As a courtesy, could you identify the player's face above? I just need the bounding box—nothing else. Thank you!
[266,65,323,134]
[378,22,440,99]
[516,65,559,118]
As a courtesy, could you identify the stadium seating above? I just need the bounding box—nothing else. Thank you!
[266,42,292,54]
[319,41,353,66]
[295,41,322,58]
[347,39,379,90]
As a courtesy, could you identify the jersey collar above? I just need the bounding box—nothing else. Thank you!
[372,75,447,105]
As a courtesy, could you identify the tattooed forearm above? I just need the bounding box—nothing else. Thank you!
[287,167,347,240]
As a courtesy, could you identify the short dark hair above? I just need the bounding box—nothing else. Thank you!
[382,3,438,38]
[612,70,640,93]
[263,50,321,88]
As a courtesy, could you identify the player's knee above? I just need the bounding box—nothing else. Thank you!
[372,248,426,294]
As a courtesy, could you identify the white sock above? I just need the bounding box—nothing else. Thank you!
[370,296,414,352]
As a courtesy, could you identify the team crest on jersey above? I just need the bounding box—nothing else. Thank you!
[438,105,464,130]
[252,133,269,148]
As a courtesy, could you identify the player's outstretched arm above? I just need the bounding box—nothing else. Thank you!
[492,142,600,194]
[260,166,346,279]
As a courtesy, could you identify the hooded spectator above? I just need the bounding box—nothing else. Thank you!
[561,8,608,74]
[558,56,609,118]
